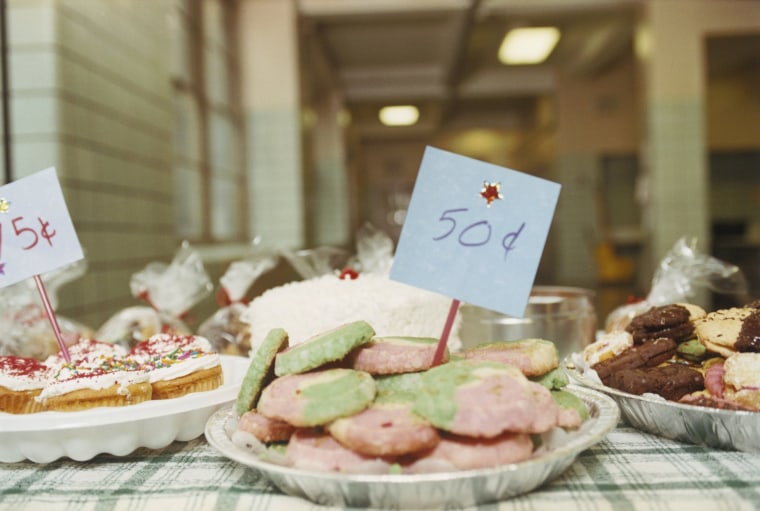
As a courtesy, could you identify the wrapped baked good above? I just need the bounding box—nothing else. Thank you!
[0,260,93,360]
[96,242,212,349]
[605,237,749,332]
[198,242,278,355]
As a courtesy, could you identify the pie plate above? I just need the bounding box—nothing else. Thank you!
[205,384,619,508]
[566,361,760,453]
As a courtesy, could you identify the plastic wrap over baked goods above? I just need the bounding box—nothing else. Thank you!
[0,259,93,359]
[198,241,279,356]
[96,242,212,349]
[605,237,749,331]
[244,224,463,355]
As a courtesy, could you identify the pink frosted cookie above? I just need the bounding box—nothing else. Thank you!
[237,409,295,443]
[349,336,445,375]
[404,431,534,473]
[285,428,392,474]
[413,360,560,437]
[257,368,376,427]
[462,339,558,377]
[327,400,440,457]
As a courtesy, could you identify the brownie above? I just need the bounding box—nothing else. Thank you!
[592,338,677,383]
[607,364,704,401]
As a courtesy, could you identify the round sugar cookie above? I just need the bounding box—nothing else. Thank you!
[274,320,375,376]
[404,431,534,473]
[257,368,376,427]
[327,400,440,457]
[462,338,559,376]
[349,336,445,375]
[413,360,560,437]
[235,328,289,416]
[695,307,754,357]
[236,409,295,443]
[285,428,393,474]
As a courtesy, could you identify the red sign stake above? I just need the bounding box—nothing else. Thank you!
[34,274,70,362]
[432,298,460,367]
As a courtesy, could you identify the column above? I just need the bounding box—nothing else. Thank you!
[239,0,304,249]
[637,0,760,279]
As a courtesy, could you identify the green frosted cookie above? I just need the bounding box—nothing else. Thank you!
[677,338,708,362]
[532,366,570,390]
[412,359,529,436]
[374,371,426,403]
[274,320,375,376]
[258,368,376,427]
[235,328,289,416]
[462,338,559,376]
[551,389,589,421]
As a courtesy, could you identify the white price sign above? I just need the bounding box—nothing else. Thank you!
[0,167,84,288]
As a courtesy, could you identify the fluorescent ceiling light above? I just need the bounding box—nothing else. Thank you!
[378,105,419,126]
[498,26,560,65]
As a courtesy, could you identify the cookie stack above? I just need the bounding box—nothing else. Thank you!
[582,300,760,411]
[232,321,589,474]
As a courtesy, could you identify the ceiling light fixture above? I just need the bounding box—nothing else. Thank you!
[378,105,419,126]
[498,26,560,65]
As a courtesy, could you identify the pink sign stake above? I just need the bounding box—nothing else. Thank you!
[34,275,70,363]
[433,298,460,366]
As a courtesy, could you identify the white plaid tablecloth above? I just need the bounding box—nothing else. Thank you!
[2,424,760,511]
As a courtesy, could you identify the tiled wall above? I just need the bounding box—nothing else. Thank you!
[7,0,177,329]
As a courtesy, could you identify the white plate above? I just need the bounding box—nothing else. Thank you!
[205,384,619,508]
[566,363,760,453]
[0,355,249,463]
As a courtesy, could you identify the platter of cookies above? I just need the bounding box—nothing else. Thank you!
[206,321,619,507]
[0,335,250,463]
[567,300,760,452]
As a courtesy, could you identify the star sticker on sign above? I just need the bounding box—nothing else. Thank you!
[479,181,502,207]
[0,198,9,213]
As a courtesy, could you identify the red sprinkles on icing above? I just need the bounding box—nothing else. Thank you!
[0,356,49,377]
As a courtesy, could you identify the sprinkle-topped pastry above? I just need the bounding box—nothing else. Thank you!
[129,333,213,360]
[44,339,128,371]
[38,356,151,412]
[0,356,52,414]
[128,333,222,399]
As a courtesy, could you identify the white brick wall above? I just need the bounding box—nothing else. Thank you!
[7,0,177,328]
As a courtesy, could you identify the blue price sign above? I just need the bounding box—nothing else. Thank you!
[390,146,560,318]
[0,167,84,288]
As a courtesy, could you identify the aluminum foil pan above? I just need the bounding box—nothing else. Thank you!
[205,385,619,508]
[566,363,760,453]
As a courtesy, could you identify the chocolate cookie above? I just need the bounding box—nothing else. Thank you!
[626,304,695,344]
[606,363,704,401]
[592,338,677,383]
[736,309,760,352]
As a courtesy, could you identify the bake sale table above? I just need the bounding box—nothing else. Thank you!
[1,423,759,511]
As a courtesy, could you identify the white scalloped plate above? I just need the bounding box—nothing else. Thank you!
[0,355,249,463]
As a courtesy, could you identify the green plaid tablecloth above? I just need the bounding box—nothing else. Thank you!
[1,425,759,511]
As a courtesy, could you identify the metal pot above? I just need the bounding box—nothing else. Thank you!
[459,286,597,359]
